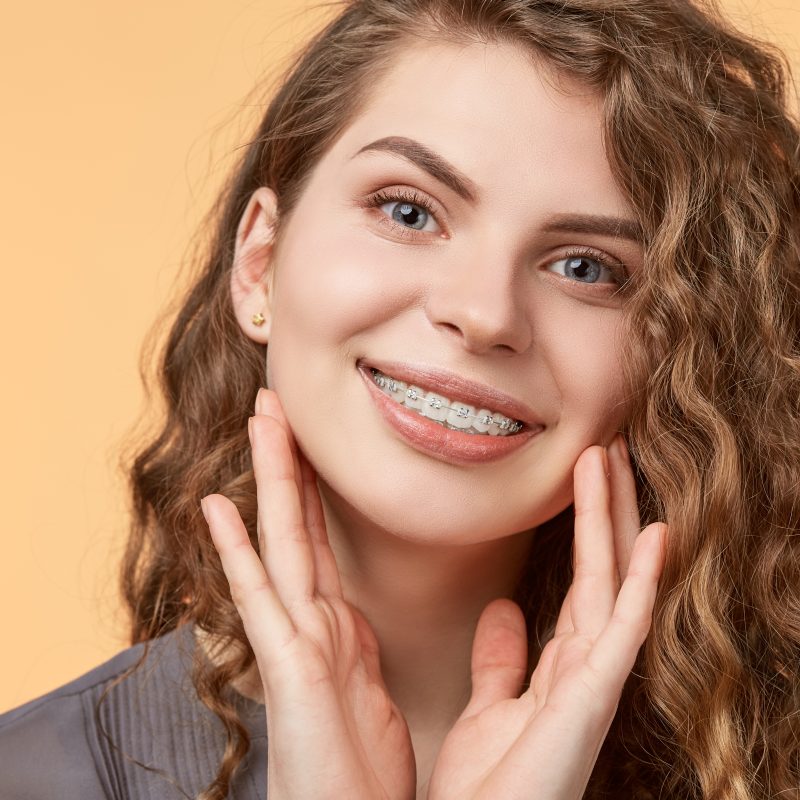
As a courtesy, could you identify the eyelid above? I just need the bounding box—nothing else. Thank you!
[361,186,448,237]
[360,188,631,292]
[558,246,630,287]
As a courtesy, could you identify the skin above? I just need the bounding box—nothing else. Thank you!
[200,40,667,798]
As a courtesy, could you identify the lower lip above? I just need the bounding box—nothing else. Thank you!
[358,364,542,465]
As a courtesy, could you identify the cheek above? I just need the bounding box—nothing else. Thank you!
[542,303,628,435]
[269,221,429,350]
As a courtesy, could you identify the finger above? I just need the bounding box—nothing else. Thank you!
[607,433,641,583]
[257,388,343,600]
[571,446,617,638]
[255,388,304,506]
[586,522,668,692]
[462,599,528,719]
[553,583,575,638]
[250,414,316,611]
[298,447,343,599]
[556,436,638,639]
[201,493,296,657]
[348,604,386,687]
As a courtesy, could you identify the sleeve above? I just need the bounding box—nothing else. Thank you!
[0,691,109,800]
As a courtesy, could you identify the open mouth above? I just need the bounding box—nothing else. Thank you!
[357,361,543,466]
[368,367,524,436]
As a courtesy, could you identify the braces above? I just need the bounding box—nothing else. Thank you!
[371,369,523,433]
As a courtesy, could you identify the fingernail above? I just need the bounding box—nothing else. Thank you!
[255,387,267,415]
[601,446,610,474]
[615,434,630,465]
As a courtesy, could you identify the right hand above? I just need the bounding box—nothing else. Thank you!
[201,388,416,800]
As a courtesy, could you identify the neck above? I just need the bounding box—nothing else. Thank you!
[318,482,536,730]
[199,480,536,734]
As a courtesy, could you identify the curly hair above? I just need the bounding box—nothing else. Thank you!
[106,1,800,797]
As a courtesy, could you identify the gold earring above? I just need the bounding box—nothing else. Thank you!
[251,312,266,327]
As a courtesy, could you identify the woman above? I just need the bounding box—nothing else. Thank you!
[1,0,797,798]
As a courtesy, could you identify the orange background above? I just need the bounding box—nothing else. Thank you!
[1,0,798,713]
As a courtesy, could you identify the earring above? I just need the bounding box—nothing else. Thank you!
[251,312,266,327]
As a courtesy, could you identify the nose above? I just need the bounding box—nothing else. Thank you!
[424,254,532,355]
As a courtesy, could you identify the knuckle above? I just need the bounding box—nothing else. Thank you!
[230,538,255,554]
[230,577,271,609]
[611,609,651,640]
[282,521,308,542]
[576,670,619,720]
[284,595,316,621]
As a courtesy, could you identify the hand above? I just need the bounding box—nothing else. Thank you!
[426,437,668,800]
[201,388,415,800]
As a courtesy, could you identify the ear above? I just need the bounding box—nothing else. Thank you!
[230,187,279,344]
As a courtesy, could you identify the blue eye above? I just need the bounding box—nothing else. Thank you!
[385,200,429,230]
[362,190,630,291]
[548,252,627,288]
[366,188,442,237]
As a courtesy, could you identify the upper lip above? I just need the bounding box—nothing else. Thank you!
[358,358,545,428]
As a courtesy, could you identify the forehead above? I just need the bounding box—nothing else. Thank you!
[326,39,630,219]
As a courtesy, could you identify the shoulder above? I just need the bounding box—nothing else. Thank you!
[0,635,151,799]
[1,635,152,727]
[0,626,267,800]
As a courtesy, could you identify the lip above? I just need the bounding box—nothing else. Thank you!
[357,358,544,428]
[357,361,544,466]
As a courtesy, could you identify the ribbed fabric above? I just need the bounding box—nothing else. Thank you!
[0,625,268,799]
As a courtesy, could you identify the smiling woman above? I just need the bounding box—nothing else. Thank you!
[242,44,639,545]
[1,1,798,799]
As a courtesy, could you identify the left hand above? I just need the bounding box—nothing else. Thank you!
[426,436,667,800]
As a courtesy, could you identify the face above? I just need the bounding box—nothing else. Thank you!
[235,40,643,544]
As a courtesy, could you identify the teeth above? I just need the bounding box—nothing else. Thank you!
[447,402,476,429]
[422,391,449,422]
[472,409,494,434]
[370,368,525,436]
[388,378,407,404]
[404,385,426,410]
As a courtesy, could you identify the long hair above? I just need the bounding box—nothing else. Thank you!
[109,1,800,797]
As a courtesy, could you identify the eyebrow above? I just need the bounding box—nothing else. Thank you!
[542,214,643,244]
[352,136,479,203]
[351,135,644,244]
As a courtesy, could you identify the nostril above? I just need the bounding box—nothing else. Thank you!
[427,293,532,354]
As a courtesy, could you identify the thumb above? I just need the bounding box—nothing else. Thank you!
[462,598,529,719]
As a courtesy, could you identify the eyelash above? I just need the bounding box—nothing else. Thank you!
[364,187,443,239]
[362,187,630,292]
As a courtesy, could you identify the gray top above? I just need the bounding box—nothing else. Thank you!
[0,625,268,799]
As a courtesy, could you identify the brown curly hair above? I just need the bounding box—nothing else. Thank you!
[103,0,800,797]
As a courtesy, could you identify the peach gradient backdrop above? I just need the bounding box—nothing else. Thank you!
[1,0,797,713]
